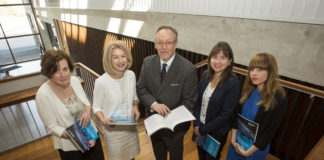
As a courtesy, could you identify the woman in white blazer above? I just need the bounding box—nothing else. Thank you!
[93,41,140,160]
[35,50,104,160]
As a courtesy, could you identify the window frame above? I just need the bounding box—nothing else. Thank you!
[0,1,44,66]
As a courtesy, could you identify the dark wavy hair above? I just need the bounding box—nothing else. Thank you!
[41,49,74,78]
[206,41,235,87]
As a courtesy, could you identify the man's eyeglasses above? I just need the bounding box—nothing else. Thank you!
[156,41,175,46]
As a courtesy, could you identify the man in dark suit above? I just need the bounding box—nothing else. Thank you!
[137,26,198,160]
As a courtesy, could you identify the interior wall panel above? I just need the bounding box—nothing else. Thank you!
[35,0,324,24]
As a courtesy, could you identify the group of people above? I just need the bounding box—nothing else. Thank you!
[35,25,287,160]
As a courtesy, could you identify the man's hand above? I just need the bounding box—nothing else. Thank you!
[152,103,171,116]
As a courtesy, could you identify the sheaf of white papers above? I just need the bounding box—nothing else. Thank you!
[144,105,196,136]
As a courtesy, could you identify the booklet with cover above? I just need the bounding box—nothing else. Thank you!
[236,114,259,151]
[144,105,196,136]
[193,134,220,158]
[66,121,99,153]
[110,117,137,125]
[109,102,137,125]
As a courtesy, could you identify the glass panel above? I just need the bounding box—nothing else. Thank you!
[0,27,4,38]
[0,0,29,5]
[7,60,41,77]
[7,35,41,62]
[26,5,39,33]
[0,39,14,65]
[0,6,38,37]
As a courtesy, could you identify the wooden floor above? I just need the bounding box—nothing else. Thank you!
[0,118,277,160]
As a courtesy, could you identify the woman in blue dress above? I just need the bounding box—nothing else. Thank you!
[226,53,287,160]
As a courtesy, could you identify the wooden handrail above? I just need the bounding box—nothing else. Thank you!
[0,72,41,83]
[0,76,84,108]
[194,59,324,98]
[195,59,208,68]
[2,61,321,108]
[75,63,100,78]
[0,87,39,108]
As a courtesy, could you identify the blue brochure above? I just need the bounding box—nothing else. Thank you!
[66,121,98,153]
[193,134,220,158]
[110,116,137,125]
[236,114,259,151]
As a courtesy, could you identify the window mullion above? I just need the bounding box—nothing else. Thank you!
[0,23,17,64]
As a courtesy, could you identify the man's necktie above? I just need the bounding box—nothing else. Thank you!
[161,63,167,83]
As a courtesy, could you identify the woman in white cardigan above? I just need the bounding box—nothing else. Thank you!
[35,50,104,160]
[93,40,140,160]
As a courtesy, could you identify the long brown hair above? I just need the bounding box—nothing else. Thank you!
[239,53,285,111]
[206,41,234,86]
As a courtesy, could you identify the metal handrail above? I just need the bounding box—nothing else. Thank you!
[75,63,100,78]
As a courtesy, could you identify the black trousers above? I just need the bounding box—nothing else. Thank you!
[150,121,191,160]
[58,138,104,160]
[197,132,228,160]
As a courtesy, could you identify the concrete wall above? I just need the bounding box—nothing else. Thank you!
[35,8,324,86]
[0,74,48,95]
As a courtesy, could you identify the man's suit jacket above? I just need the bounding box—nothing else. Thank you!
[137,53,198,116]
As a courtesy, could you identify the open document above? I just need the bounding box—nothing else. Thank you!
[144,105,196,136]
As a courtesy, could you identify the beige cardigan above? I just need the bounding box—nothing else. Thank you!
[35,76,97,151]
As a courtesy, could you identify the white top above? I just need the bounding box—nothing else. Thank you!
[200,82,215,124]
[35,76,97,151]
[93,70,138,118]
[93,70,140,160]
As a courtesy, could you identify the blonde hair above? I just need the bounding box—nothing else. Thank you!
[102,40,133,75]
[239,53,285,111]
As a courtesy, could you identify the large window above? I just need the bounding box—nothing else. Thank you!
[0,0,43,66]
